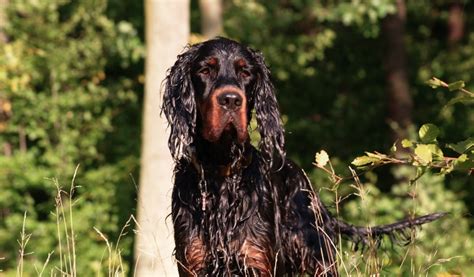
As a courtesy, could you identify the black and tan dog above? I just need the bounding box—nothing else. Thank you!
[162,37,445,276]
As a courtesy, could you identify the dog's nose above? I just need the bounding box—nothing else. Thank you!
[217,92,243,111]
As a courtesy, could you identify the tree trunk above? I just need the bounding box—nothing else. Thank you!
[0,0,12,156]
[135,0,189,276]
[448,2,464,45]
[383,0,412,148]
[0,0,7,43]
[199,0,222,39]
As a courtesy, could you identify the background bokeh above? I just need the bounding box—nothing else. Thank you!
[0,0,473,275]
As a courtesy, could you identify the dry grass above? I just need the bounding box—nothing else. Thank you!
[12,165,134,277]
[9,161,459,276]
[16,212,31,277]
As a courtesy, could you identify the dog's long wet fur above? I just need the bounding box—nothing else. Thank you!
[162,37,445,276]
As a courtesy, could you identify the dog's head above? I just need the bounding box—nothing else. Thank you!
[162,37,285,167]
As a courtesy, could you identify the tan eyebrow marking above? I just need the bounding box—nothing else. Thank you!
[236,58,247,67]
[207,57,218,66]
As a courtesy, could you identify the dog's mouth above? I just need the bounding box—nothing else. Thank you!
[203,113,248,144]
[222,121,239,139]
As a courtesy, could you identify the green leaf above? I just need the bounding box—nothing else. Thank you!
[351,155,381,167]
[414,144,432,165]
[315,150,329,167]
[390,142,397,153]
[453,154,474,172]
[447,138,474,154]
[426,77,443,89]
[445,96,474,107]
[419,123,439,143]
[401,139,413,148]
[457,154,468,162]
[447,80,465,91]
[426,144,444,160]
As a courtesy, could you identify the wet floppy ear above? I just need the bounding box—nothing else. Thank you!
[247,47,286,169]
[162,44,202,161]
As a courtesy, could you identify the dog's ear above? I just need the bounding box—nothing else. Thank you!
[162,43,202,161]
[247,47,286,169]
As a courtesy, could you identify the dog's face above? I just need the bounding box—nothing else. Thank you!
[190,40,257,144]
[163,37,285,165]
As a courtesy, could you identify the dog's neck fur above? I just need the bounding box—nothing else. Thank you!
[192,134,253,177]
[186,134,273,276]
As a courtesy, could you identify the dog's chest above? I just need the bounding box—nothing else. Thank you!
[201,175,259,242]
[197,174,275,274]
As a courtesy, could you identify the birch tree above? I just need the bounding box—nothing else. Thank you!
[135,0,189,275]
[199,0,222,39]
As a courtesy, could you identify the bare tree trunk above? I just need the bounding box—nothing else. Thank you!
[0,0,8,43]
[448,2,464,45]
[383,0,412,148]
[135,0,189,276]
[199,0,222,39]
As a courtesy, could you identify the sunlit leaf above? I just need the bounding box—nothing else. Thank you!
[414,144,432,165]
[419,123,439,143]
[453,154,474,172]
[351,155,381,167]
[390,142,397,153]
[447,80,465,91]
[426,144,444,160]
[401,139,413,148]
[426,77,443,89]
[447,138,474,154]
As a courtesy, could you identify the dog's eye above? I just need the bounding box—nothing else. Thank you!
[199,68,210,76]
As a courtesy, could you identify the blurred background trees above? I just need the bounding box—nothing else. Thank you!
[0,0,472,275]
[0,0,143,274]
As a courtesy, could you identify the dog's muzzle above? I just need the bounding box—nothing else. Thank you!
[202,86,248,143]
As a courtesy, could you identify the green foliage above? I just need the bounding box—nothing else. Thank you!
[316,79,474,274]
[352,120,473,174]
[342,169,474,275]
[225,0,397,167]
[418,123,440,143]
[0,0,142,274]
[351,80,474,175]
[1,0,474,275]
[227,1,473,273]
